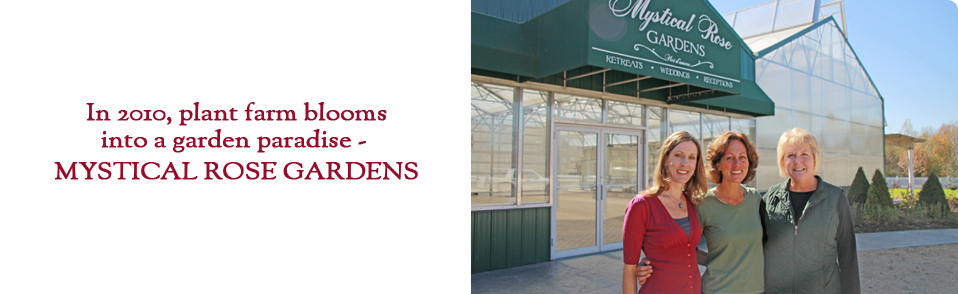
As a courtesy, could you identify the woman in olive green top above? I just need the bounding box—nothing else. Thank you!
[696,131,764,293]
[635,132,764,293]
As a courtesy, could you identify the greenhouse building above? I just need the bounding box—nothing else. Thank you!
[471,0,885,273]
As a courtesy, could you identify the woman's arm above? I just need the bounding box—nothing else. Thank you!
[696,247,707,266]
[836,192,861,294]
[623,264,638,294]
[633,258,653,285]
[623,197,649,292]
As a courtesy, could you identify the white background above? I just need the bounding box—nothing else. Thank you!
[0,1,467,293]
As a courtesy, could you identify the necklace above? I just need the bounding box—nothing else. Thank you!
[663,191,684,209]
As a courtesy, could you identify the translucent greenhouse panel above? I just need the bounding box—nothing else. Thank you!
[831,14,845,35]
[554,94,602,122]
[757,61,793,107]
[809,114,824,144]
[868,126,884,155]
[669,109,701,139]
[822,81,848,121]
[769,42,791,65]
[792,71,811,113]
[819,2,841,20]
[471,83,517,205]
[647,107,666,188]
[867,95,883,127]
[607,100,644,127]
[809,76,823,115]
[757,147,781,190]
[732,2,777,39]
[847,58,866,93]
[792,111,812,134]
[819,23,835,60]
[819,51,834,82]
[756,108,792,149]
[804,36,821,73]
[790,38,811,73]
[849,122,866,154]
[731,118,757,144]
[773,0,816,31]
[702,114,730,153]
[864,75,878,96]
[743,27,808,53]
[850,90,866,124]
[811,27,826,78]
[648,106,666,142]
[833,52,847,86]
[823,117,849,153]
[868,155,884,177]
[822,151,849,187]
[522,89,550,204]
[723,12,736,28]
[849,153,866,179]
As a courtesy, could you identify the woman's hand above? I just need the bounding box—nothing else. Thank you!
[634,258,653,285]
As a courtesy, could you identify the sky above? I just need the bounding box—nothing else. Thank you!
[710,0,958,135]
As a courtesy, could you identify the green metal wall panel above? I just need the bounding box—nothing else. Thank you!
[520,208,539,265]
[490,210,508,271]
[473,212,491,273]
[472,213,477,273]
[536,207,551,262]
[506,210,523,268]
[472,207,551,274]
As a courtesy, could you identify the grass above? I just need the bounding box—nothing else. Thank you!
[889,188,958,199]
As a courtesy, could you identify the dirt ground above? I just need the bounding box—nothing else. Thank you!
[859,244,958,294]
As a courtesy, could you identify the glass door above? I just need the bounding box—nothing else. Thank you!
[553,125,643,258]
[601,131,642,251]
[553,127,599,257]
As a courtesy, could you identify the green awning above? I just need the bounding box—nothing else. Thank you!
[678,81,775,116]
[471,0,775,116]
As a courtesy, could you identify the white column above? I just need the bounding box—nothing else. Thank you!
[908,148,914,196]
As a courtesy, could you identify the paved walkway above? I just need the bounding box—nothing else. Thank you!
[471,229,958,293]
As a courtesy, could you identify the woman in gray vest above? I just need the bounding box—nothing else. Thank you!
[761,128,860,293]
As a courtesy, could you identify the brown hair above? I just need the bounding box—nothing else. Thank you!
[705,131,759,184]
[644,130,707,204]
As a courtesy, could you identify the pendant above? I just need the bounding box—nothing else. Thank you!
[679,203,684,209]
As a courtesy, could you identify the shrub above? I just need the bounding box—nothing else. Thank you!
[860,203,900,224]
[898,190,918,208]
[865,169,894,209]
[848,167,870,205]
[918,172,949,216]
[850,203,865,224]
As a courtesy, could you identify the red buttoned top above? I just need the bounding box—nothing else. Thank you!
[623,193,702,294]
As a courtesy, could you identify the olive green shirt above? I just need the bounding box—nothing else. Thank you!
[696,186,765,294]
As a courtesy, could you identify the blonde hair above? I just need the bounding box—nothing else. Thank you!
[776,128,821,178]
[705,131,759,184]
[644,130,707,204]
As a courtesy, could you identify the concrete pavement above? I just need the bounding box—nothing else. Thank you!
[471,229,958,293]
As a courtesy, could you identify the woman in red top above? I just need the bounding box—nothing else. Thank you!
[622,130,708,294]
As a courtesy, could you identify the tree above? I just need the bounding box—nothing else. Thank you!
[901,119,918,137]
[885,143,905,177]
[865,169,894,209]
[918,172,948,213]
[848,167,870,204]
[928,122,958,177]
[898,145,929,177]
